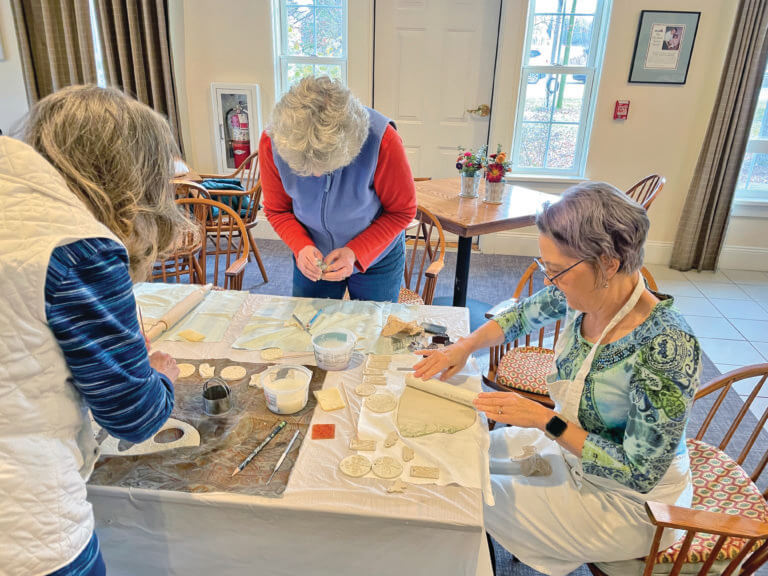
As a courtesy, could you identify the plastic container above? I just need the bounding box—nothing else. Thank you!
[312,329,356,371]
[261,365,312,414]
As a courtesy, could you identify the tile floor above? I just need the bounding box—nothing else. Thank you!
[646,265,768,422]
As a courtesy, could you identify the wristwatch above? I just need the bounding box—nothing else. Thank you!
[544,414,568,440]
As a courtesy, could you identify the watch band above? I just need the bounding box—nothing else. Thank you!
[544,414,568,440]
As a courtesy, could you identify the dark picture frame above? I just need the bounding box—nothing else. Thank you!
[628,10,701,84]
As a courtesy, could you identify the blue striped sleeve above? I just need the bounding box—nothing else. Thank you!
[45,238,174,444]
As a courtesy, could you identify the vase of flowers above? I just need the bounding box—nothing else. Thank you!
[456,145,487,198]
[483,145,511,204]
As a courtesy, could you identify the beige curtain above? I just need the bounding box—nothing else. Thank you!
[10,0,97,103]
[671,0,768,271]
[94,0,182,150]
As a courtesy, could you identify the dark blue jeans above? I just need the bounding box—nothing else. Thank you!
[293,236,405,302]
[48,533,106,576]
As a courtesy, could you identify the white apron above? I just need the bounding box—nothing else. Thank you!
[485,276,692,576]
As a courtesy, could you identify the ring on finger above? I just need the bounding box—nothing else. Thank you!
[497,407,503,415]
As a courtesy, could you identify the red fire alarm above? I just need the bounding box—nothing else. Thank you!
[614,100,630,120]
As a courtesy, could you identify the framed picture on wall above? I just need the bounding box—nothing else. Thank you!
[628,10,701,84]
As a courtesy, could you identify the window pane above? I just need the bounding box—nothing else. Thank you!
[547,124,578,169]
[286,6,315,56]
[530,2,597,66]
[316,7,344,57]
[737,153,768,194]
[315,64,342,81]
[517,123,549,169]
[749,72,768,140]
[287,62,314,87]
[523,74,585,123]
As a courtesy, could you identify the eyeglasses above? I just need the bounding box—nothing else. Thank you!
[534,257,584,284]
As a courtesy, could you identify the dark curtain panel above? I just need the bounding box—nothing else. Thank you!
[94,0,183,151]
[671,0,768,271]
[10,0,97,103]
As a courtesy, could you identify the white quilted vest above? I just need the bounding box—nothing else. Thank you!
[0,137,124,576]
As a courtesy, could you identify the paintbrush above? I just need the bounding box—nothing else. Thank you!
[266,429,301,485]
[231,420,286,477]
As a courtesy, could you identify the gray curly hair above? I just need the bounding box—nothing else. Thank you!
[269,76,370,176]
[536,181,649,275]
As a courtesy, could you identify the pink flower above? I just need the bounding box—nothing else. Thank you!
[464,152,471,157]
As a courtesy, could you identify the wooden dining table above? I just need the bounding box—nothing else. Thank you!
[415,177,560,308]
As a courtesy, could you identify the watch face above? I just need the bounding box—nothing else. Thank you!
[546,416,568,438]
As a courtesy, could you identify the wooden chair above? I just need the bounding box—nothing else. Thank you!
[589,364,768,576]
[151,182,211,285]
[399,205,446,306]
[627,174,666,211]
[198,150,268,284]
[482,265,659,409]
[175,197,250,290]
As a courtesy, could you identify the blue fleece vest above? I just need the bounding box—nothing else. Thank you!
[271,107,402,270]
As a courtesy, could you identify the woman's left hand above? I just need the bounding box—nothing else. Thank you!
[473,391,550,428]
[323,247,356,281]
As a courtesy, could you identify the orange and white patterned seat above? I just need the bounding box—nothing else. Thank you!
[656,438,768,565]
[495,346,554,396]
[398,287,424,305]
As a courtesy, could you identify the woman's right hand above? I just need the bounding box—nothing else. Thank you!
[412,340,473,381]
[149,351,180,383]
[297,245,324,282]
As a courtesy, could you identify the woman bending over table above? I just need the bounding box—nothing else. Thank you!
[0,85,193,576]
[260,76,417,302]
[414,182,700,575]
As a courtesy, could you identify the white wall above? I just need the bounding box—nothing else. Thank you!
[484,0,753,268]
[170,0,372,173]
[0,0,29,134]
[170,0,767,269]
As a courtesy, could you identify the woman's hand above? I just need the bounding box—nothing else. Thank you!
[297,245,324,281]
[149,351,180,383]
[473,391,551,428]
[412,340,473,381]
[323,247,356,281]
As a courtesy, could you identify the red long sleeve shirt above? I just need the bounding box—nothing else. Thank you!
[260,125,417,272]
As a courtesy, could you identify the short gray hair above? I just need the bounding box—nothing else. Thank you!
[269,76,370,176]
[536,181,649,274]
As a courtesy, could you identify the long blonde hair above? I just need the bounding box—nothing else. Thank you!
[24,85,195,280]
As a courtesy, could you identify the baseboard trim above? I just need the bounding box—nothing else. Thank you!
[718,244,768,271]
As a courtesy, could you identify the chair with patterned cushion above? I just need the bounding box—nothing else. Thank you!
[589,363,768,576]
[198,151,268,284]
[483,264,660,410]
[627,174,665,211]
[399,205,445,306]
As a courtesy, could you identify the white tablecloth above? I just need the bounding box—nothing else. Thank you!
[88,291,493,576]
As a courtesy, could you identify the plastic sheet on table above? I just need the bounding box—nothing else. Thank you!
[162,291,247,343]
[133,282,201,321]
[89,358,327,498]
[232,298,419,354]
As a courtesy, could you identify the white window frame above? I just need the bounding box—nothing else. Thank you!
[734,66,768,215]
[510,0,611,177]
[273,0,348,98]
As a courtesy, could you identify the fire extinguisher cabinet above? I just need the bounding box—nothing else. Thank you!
[210,83,262,174]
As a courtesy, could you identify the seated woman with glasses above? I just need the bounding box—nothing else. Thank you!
[413,182,700,576]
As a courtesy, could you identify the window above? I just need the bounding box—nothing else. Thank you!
[88,0,107,87]
[736,65,768,204]
[511,0,611,176]
[274,0,347,96]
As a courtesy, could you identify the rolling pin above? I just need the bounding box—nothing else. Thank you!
[404,374,478,408]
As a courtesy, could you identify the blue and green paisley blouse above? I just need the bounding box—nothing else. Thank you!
[492,285,701,493]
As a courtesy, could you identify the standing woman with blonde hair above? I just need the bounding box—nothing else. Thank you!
[0,85,194,575]
[260,76,417,301]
